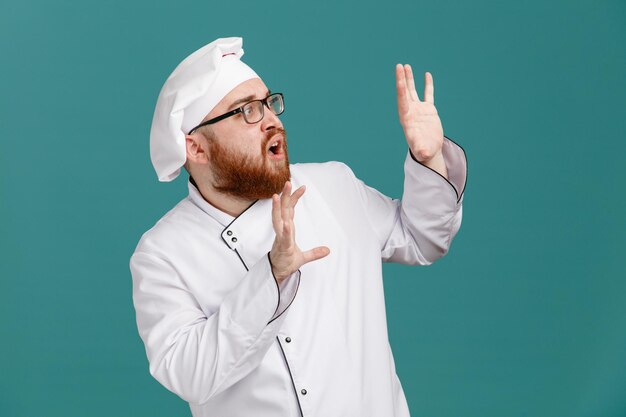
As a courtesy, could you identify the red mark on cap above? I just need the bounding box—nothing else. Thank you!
[222,53,236,57]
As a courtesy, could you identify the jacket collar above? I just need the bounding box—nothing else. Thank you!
[187,178,234,227]
[187,178,275,266]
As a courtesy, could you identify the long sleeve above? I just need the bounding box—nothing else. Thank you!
[354,136,467,265]
[130,251,300,405]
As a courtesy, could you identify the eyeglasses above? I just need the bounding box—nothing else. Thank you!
[188,93,285,134]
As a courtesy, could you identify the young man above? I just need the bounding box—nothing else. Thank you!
[131,37,467,417]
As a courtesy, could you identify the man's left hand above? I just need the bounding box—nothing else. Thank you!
[395,64,448,179]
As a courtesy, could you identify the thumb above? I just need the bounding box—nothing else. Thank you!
[301,246,330,265]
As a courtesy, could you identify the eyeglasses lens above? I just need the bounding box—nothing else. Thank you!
[268,94,284,116]
[241,94,284,124]
[242,101,263,124]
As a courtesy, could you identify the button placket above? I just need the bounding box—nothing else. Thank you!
[281,336,305,397]
[277,335,308,413]
[222,228,240,249]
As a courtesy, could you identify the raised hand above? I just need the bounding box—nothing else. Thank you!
[396,64,447,178]
[269,181,330,282]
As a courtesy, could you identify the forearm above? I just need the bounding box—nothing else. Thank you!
[131,252,299,404]
[401,136,467,262]
[378,136,466,265]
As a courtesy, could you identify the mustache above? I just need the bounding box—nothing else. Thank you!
[262,127,287,148]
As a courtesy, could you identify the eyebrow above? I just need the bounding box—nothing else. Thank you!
[228,90,271,111]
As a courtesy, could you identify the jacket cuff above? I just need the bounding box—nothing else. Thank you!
[267,253,301,324]
[408,135,467,204]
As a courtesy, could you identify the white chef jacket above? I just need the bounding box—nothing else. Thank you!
[130,137,467,417]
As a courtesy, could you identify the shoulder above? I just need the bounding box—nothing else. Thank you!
[132,197,219,259]
[290,161,358,185]
[289,161,367,209]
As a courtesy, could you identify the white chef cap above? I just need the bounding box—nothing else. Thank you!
[150,37,259,182]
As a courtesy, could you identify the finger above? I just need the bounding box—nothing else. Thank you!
[396,64,409,113]
[289,185,306,209]
[281,219,294,249]
[271,194,282,236]
[404,64,420,101]
[424,71,434,104]
[280,181,291,221]
[280,180,291,198]
[301,246,331,265]
[284,203,296,241]
[396,64,408,101]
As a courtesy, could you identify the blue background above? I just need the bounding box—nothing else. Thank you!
[1,0,625,416]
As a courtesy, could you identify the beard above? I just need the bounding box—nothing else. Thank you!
[207,127,291,200]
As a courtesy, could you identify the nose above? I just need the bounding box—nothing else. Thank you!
[260,106,283,131]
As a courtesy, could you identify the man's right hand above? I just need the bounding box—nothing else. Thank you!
[269,181,330,283]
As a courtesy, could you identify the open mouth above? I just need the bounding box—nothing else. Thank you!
[266,137,284,158]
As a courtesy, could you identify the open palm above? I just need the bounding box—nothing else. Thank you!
[396,64,444,163]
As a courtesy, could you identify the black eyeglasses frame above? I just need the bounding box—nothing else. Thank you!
[188,93,284,135]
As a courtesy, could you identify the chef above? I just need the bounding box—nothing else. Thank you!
[130,37,467,417]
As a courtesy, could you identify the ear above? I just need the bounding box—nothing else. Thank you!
[185,134,209,165]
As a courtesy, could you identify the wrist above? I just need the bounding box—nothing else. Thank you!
[410,149,448,179]
[268,251,288,283]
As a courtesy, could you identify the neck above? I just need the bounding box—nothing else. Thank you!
[190,176,254,217]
